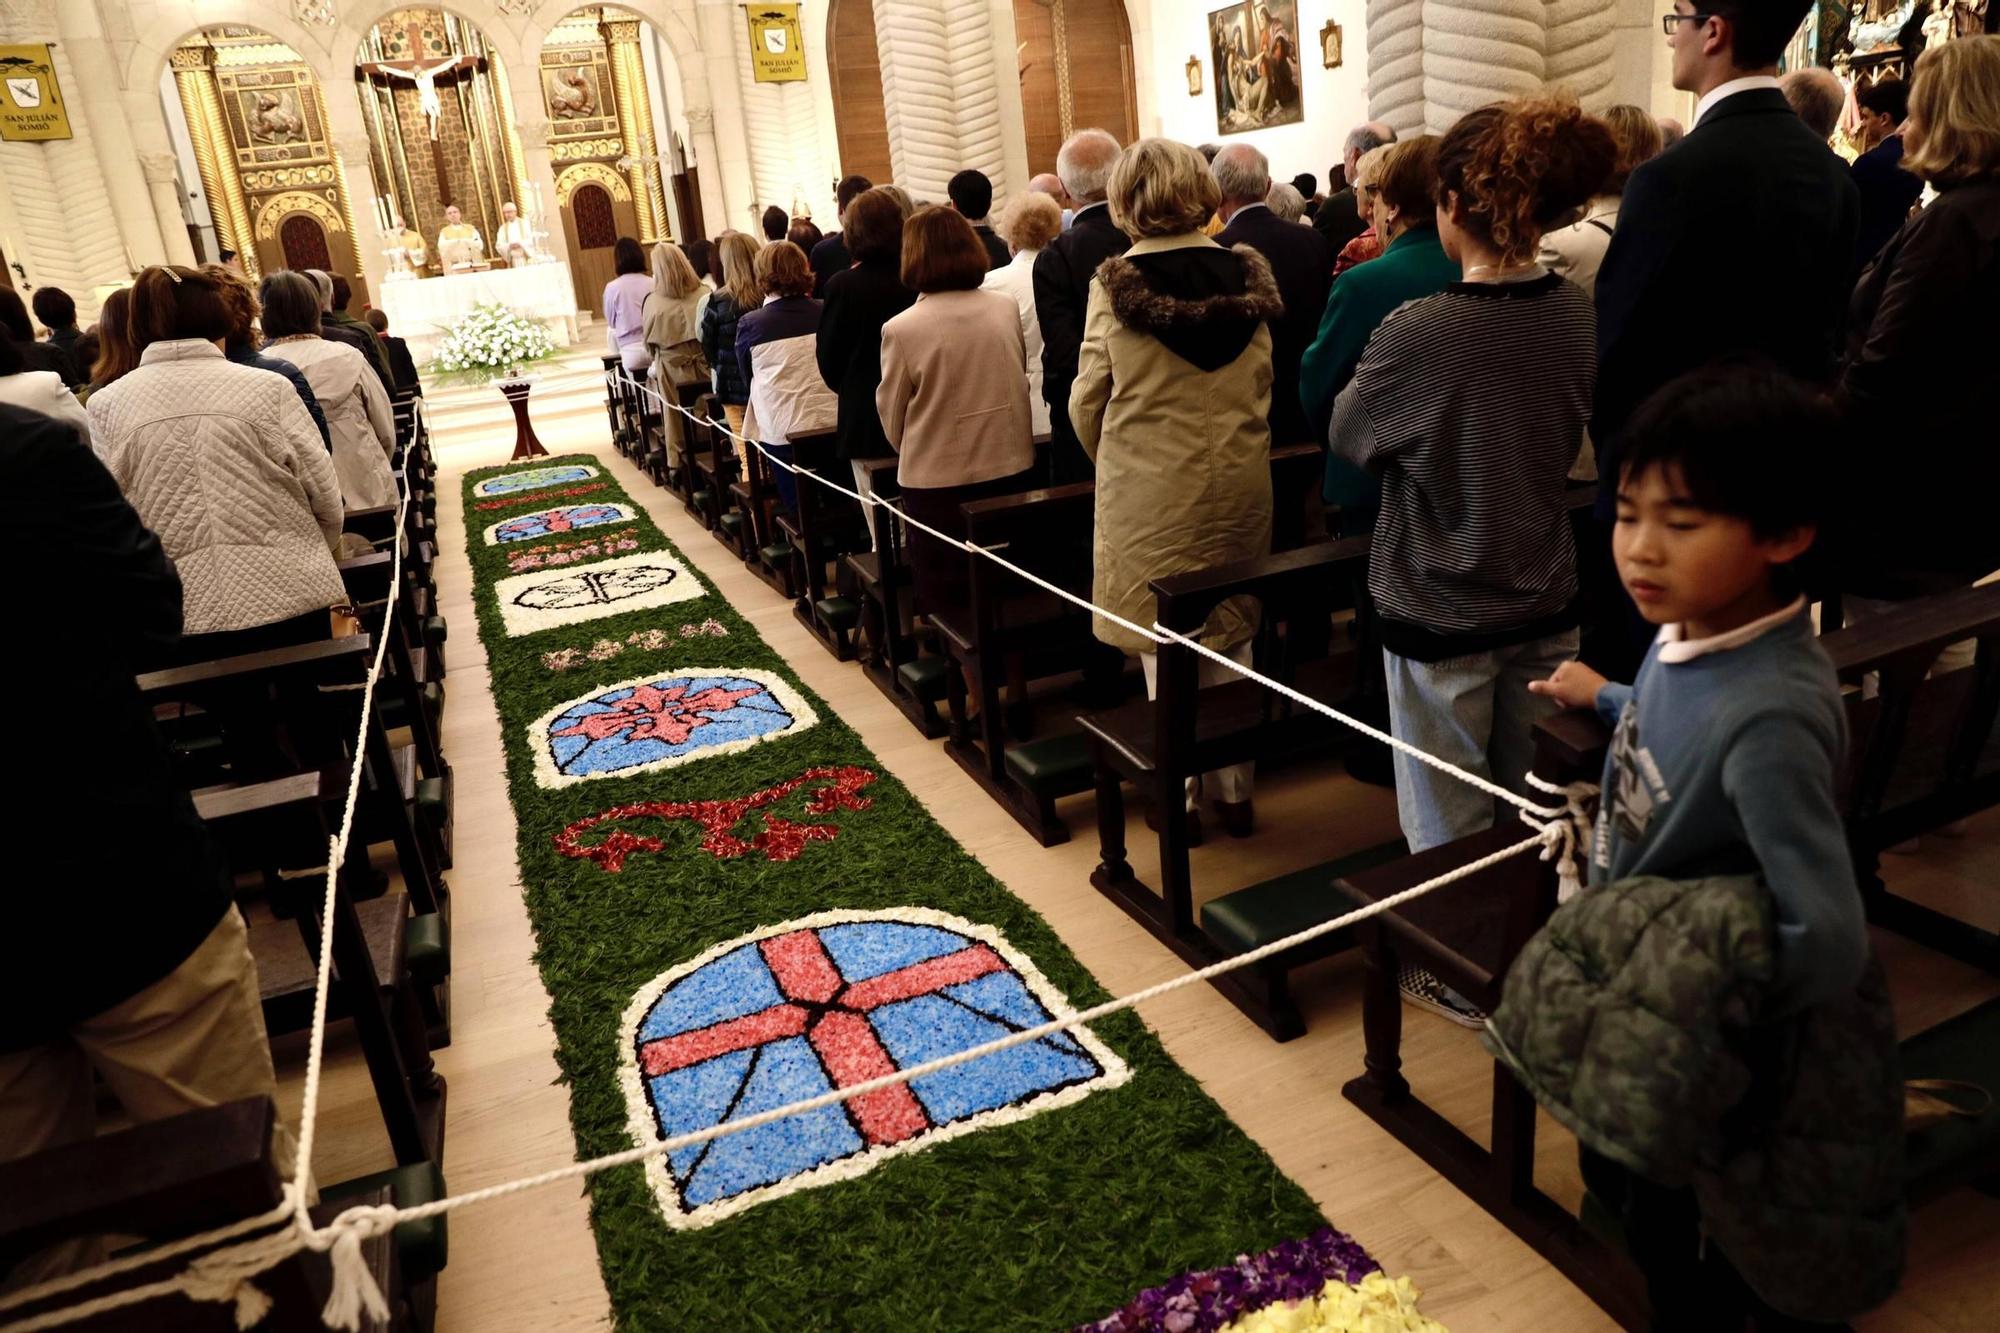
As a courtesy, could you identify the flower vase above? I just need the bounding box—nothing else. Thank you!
[500,378,549,460]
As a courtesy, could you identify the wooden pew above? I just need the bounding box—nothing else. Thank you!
[775,432,871,659]
[1081,536,1378,1038]
[1330,584,2000,1328]
[936,481,1107,844]
[842,458,944,737]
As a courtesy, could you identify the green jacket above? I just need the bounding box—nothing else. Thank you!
[1484,874,1905,1322]
[330,309,395,385]
[1298,228,1458,513]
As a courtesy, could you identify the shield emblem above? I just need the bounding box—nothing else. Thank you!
[6,78,40,109]
[762,26,789,55]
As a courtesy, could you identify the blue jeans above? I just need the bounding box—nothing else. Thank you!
[1382,630,1578,852]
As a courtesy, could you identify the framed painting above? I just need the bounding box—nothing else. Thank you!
[1207,1,1304,135]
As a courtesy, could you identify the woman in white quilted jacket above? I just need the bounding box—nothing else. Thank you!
[256,271,399,513]
[87,265,345,654]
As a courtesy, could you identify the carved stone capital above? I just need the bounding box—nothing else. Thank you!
[600,19,643,45]
[138,150,181,185]
[168,44,216,74]
[683,104,715,134]
[516,120,551,150]
[330,133,373,165]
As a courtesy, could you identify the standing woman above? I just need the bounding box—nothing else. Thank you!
[1329,97,1610,860]
[201,264,330,450]
[1538,105,1663,297]
[818,187,917,507]
[1840,35,2000,612]
[735,240,839,506]
[641,241,709,472]
[981,191,1064,438]
[1071,138,1282,837]
[83,288,140,403]
[259,271,398,516]
[601,237,653,375]
[87,266,344,655]
[877,207,1035,635]
[700,230,762,439]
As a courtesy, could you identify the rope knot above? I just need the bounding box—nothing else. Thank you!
[302,1206,397,1332]
[1521,773,1599,902]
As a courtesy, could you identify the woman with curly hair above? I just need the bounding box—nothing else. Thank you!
[1329,95,1612,878]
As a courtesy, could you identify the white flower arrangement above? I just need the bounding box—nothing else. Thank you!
[426,303,558,385]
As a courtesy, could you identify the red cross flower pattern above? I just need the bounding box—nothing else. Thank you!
[549,682,764,748]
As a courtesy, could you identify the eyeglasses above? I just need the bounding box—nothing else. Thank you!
[1661,12,1713,33]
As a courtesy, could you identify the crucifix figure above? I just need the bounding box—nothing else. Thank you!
[356,17,480,141]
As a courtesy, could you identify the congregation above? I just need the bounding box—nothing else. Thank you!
[4,0,2000,1327]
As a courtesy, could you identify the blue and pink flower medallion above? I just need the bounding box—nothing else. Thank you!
[618,908,1129,1228]
[474,464,600,496]
[529,668,818,788]
[482,503,634,545]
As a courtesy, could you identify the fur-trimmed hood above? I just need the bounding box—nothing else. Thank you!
[1094,243,1283,372]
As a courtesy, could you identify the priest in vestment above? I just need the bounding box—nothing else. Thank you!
[437,204,484,271]
[495,201,536,267]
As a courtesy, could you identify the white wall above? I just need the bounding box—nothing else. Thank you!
[1136,1,1369,184]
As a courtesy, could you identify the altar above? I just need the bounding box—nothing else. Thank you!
[378,262,583,360]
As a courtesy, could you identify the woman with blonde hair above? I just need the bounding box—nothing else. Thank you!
[980,190,1063,436]
[699,230,763,434]
[84,287,140,401]
[1539,104,1663,296]
[1839,35,2000,604]
[1071,137,1282,838]
[642,241,709,470]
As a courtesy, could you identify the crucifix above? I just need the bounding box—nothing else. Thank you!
[356,15,483,209]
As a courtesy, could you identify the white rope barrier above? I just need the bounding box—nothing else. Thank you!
[0,387,1602,1333]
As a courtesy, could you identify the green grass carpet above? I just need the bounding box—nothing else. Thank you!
[460,455,1325,1329]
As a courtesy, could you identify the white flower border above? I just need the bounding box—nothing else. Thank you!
[474,464,601,497]
[482,504,636,546]
[496,549,709,637]
[528,666,819,789]
[616,906,1132,1231]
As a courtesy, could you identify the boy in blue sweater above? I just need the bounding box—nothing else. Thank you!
[1531,364,1871,1327]
[1533,364,1867,1012]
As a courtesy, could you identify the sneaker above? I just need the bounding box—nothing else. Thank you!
[1397,966,1487,1029]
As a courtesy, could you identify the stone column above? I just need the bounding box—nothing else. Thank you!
[870,0,1007,201]
[331,131,385,301]
[56,12,166,269]
[516,119,562,252]
[603,17,669,242]
[139,151,198,266]
[696,1,757,228]
[681,104,729,239]
[168,44,258,277]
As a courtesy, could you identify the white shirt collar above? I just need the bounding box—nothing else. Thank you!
[1654,596,1805,664]
[1694,75,1782,129]
[1228,201,1271,221]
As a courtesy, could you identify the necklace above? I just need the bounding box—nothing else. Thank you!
[1464,259,1545,282]
[267,333,320,345]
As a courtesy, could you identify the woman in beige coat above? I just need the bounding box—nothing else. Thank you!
[1071,138,1281,834]
[642,241,709,470]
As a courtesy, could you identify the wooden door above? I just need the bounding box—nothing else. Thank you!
[279,214,333,271]
[566,182,621,318]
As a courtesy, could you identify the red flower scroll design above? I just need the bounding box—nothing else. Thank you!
[554,765,878,871]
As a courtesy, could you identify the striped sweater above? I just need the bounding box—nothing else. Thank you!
[1329,272,1595,660]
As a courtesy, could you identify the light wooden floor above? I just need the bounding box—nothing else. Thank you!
[273,355,2000,1332]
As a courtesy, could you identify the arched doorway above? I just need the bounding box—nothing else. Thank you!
[826,1,1139,185]
[279,212,335,271]
[162,25,360,287]
[559,166,640,316]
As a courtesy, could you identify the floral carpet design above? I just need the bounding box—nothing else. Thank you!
[461,453,1330,1328]
[621,909,1128,1228]
[473,463,599,496]
[496,549,707,636]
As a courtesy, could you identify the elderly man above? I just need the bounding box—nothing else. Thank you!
[1028,171,1071,230]
[1033,127,1126,482]
[305,268,394,392]
[1315,121,1395,253]
[437,203,483,270]
[495,201,536,265]
[1780,64,1846,141]
[1213,142,1329,445]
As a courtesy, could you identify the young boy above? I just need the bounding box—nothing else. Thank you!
[1531,363,1871,1327]
[1532,363,1867,1017]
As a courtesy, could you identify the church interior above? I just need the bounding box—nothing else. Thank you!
[1,1,1997,1331]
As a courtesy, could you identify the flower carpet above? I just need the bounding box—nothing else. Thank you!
[461,454,1340,1327]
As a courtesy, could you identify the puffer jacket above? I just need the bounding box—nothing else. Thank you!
[1070,234,1280,655]
[699,292,752,404]
[1484,874,1905,1322]
[737,295,837,446]
[88,338,346,635]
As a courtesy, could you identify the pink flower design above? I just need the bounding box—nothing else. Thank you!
[549,682,764,748]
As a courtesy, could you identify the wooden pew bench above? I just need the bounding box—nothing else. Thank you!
[840,458,943,736]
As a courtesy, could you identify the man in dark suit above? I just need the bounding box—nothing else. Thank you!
[365,308,422,394]
[1849,78,1922,276]
[1034,128,1128,483]
[306,269,394,393]
[0,287,76,385]
[948,169,1011,270]
[30,286,86,388]
[810,173,873,298]
[1314,122,1395,256]
[1213,143,1331,446]
[1588,0,1858,674]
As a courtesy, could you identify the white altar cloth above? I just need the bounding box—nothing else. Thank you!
[379,261,581,360]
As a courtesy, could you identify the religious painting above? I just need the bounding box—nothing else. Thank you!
[618,908,1129,1228]
[544,65,600,120]
[1207,1,1304,135]
[240,87,306,144]
[1320,20,1344,70]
